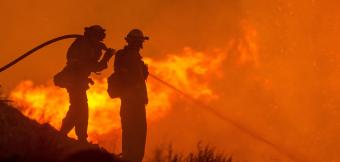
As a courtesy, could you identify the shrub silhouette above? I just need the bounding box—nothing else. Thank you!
[149,143,232,162]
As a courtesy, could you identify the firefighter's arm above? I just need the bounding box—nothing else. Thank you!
[114,51,128,74]
[114,52,130,85]
[101,48,115,64]
[93,48,115,72]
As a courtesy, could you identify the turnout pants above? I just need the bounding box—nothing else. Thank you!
[60,87,89,142]
[120,97,147,162]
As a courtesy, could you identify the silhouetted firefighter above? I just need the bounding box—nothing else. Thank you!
[54,25,114,142]
[108,29,149,162]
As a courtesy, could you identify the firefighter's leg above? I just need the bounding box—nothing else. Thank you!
[132,104,147,162]
[120,99,147,162]
[120,100,132,161]
[60,90,78,135]
[74,103,89,142]
[74,89,89,142]
[60,106,77,135]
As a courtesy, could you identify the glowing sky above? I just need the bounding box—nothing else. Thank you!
[1,0,340,161]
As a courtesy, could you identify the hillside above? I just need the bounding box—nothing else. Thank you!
[0,102,123,162]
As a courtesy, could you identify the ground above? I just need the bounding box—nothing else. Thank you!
[0,101,123,162]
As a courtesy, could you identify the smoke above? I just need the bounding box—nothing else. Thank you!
[0,0,242,86]
[2,0,340,161]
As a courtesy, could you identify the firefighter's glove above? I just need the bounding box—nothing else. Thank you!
[103,48,115,63]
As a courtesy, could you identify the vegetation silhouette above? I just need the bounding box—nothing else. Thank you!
[149,143,232,162]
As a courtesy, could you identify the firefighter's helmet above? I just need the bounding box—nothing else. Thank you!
[126,29,149,40]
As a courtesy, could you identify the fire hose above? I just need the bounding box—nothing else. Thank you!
[0,34,83,73]
[0,34,305,162]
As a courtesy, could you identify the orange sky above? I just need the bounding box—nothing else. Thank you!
[1,0,340,162]
[0,0,241,88]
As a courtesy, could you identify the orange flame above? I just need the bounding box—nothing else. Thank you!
[9,48,230,149]
[9,22,259,153]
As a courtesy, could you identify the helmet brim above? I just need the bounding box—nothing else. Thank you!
[126,36,149,40]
